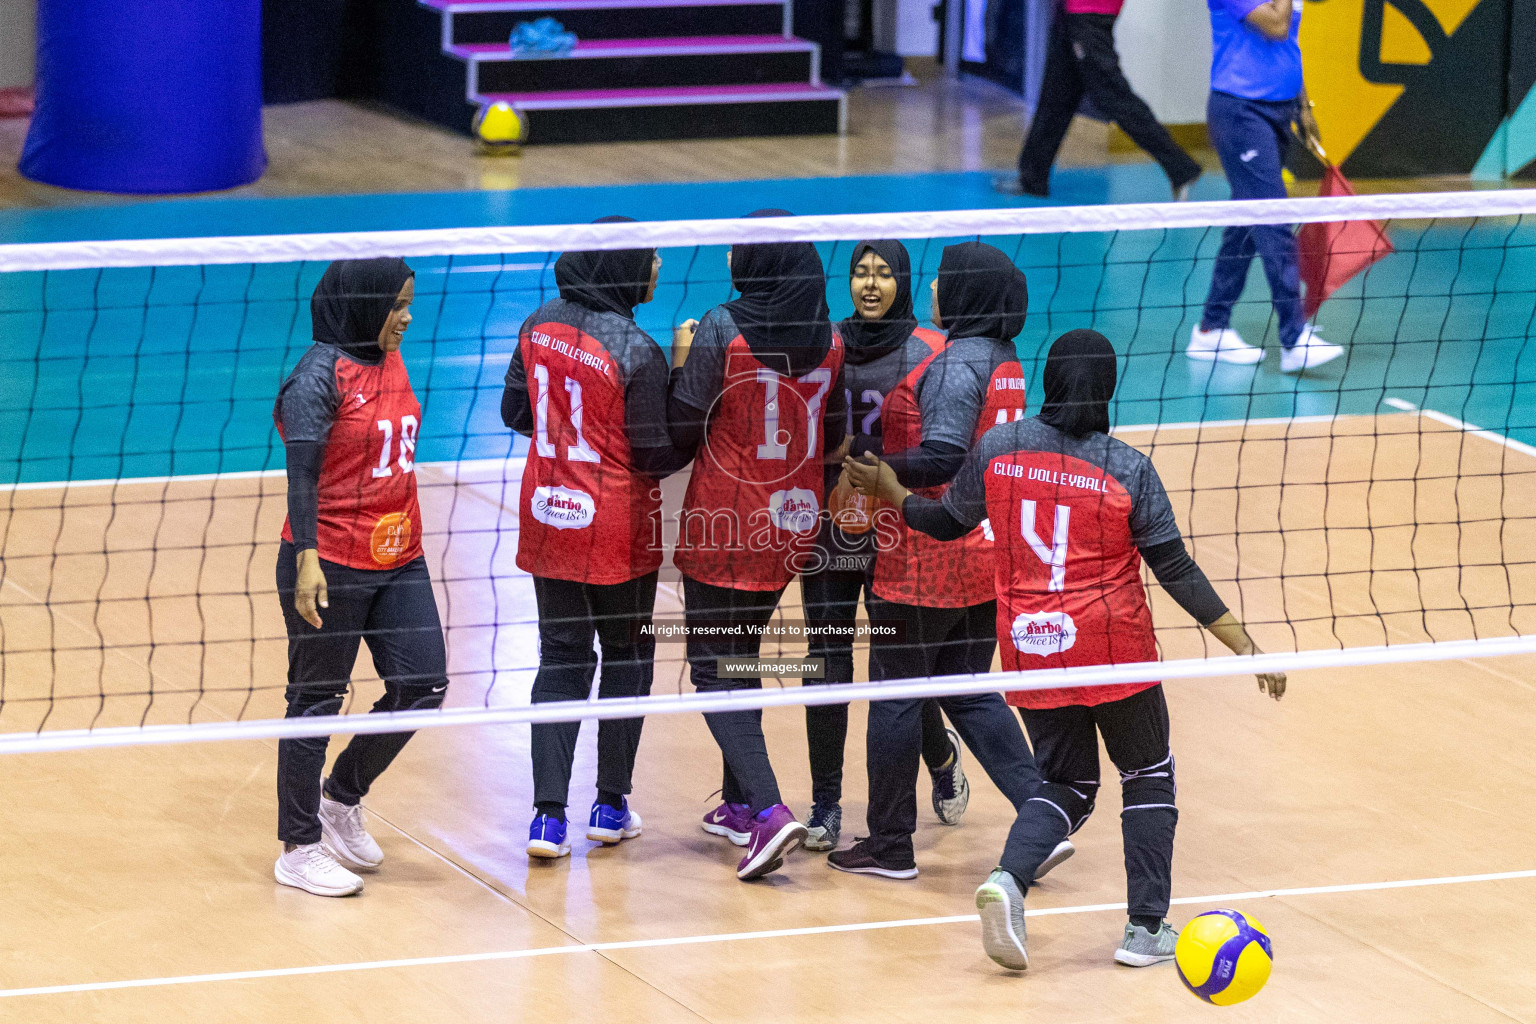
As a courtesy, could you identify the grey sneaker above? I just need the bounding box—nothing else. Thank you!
[1114,919,1179,966]
[931,728,970,826]
[803,803,842,852]
[975,869,1028,971]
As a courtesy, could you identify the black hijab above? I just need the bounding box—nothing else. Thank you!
[554,214,656,319]
[935,241,1029,343]
[1037,329,1118,437]
[724,209,832,373]
[312,257,415,364]
[838,239,917,365]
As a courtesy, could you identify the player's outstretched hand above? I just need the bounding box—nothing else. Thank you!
[294,548,329,629]
[1257,670,1286,700]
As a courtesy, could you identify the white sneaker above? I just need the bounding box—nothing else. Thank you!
[274,843,364,897]
[1033,838,1076,880]
[1187,325,1264,364]
[319,792,384,870]
[1279,325,1344,373]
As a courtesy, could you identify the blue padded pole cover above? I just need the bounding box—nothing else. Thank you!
[21,0,266,194]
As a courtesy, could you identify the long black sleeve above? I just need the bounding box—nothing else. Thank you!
[624,346,691,477]
[502,345,534,436]
[284,439,326,553]
[665,383,709,464]
[1141,538,1229,627]
[900,492,971,541]
[884,439,967,489]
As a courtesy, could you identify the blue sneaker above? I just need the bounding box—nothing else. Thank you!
[527,813,570,859]
[587,798,643,845]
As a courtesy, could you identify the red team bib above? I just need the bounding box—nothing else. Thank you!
[984,449,1160,708]
[674,334,844,591]
[872,344,1028,607]
[281,350,425,571]
[516,319,663,585]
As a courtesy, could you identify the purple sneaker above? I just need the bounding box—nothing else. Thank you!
[737,804,808,881]
[702,801,752,847]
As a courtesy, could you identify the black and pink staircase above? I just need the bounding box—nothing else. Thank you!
[375,0,846,144]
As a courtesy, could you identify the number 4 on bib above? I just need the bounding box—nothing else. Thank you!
[1021,499,1070,592]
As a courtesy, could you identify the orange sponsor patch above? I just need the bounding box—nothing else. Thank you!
[370,512,412,565]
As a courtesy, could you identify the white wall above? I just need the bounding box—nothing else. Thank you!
[1115,0,1211,123]
[0,0,35,90]
[895,0,940,57]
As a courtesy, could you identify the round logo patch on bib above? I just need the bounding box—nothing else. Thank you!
[370,512,412,565]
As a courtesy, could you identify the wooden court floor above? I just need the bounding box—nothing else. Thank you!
[1,412,1535,1022]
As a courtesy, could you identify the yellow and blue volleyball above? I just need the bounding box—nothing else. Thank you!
[473,101,527,149]
[1175,910,1273,1006]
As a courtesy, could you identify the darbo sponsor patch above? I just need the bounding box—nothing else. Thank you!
[1011,610,1077,656]
[531,486,596,529]
[768,488,820,534]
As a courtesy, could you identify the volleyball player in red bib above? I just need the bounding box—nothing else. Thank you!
[849,329,1284,970]
[502,220,688,860]
[800,239,970,853]
[271,258,448,897]
[669,211,846,880]
[829,242,1049,881]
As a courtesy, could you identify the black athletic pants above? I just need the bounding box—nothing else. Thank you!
[530,572,659,820]
[800,564,955,808]
[276,542,448,845]
[1016,12,1200,195]
[1000,684,1177,918]
[682,574,786,815]
[862,596,1040,866]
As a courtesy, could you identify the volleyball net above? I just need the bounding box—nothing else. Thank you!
[2,190,1534,753]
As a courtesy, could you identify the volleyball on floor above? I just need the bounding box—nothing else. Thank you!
[1175,910,1274,1005]
[474,101,527,148]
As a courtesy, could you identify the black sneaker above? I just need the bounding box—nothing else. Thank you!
[827,838,918,880]
[804,802,842,852]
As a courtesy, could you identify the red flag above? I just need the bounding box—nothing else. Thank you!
[1297,163,1394,318]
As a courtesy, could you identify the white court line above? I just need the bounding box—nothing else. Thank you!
[1,867,1532,1000]
[1382,397,1536,460]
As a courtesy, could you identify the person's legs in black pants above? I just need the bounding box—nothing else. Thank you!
[800,563,864,809]
[1094,685,1177,925]
[325,557,449,804]
[528,572,659,821]
[919,699,954,771]
[588,571,659,809]
[276,546,448,845]
[683,575,786,814]
[276,544,372,846]
[933,602,1039,813]
[1016,11,1085,195]
[528,576,599,822]
[1067,13,1201,192]
[998,703,1101,885]
[859,596,949,870]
